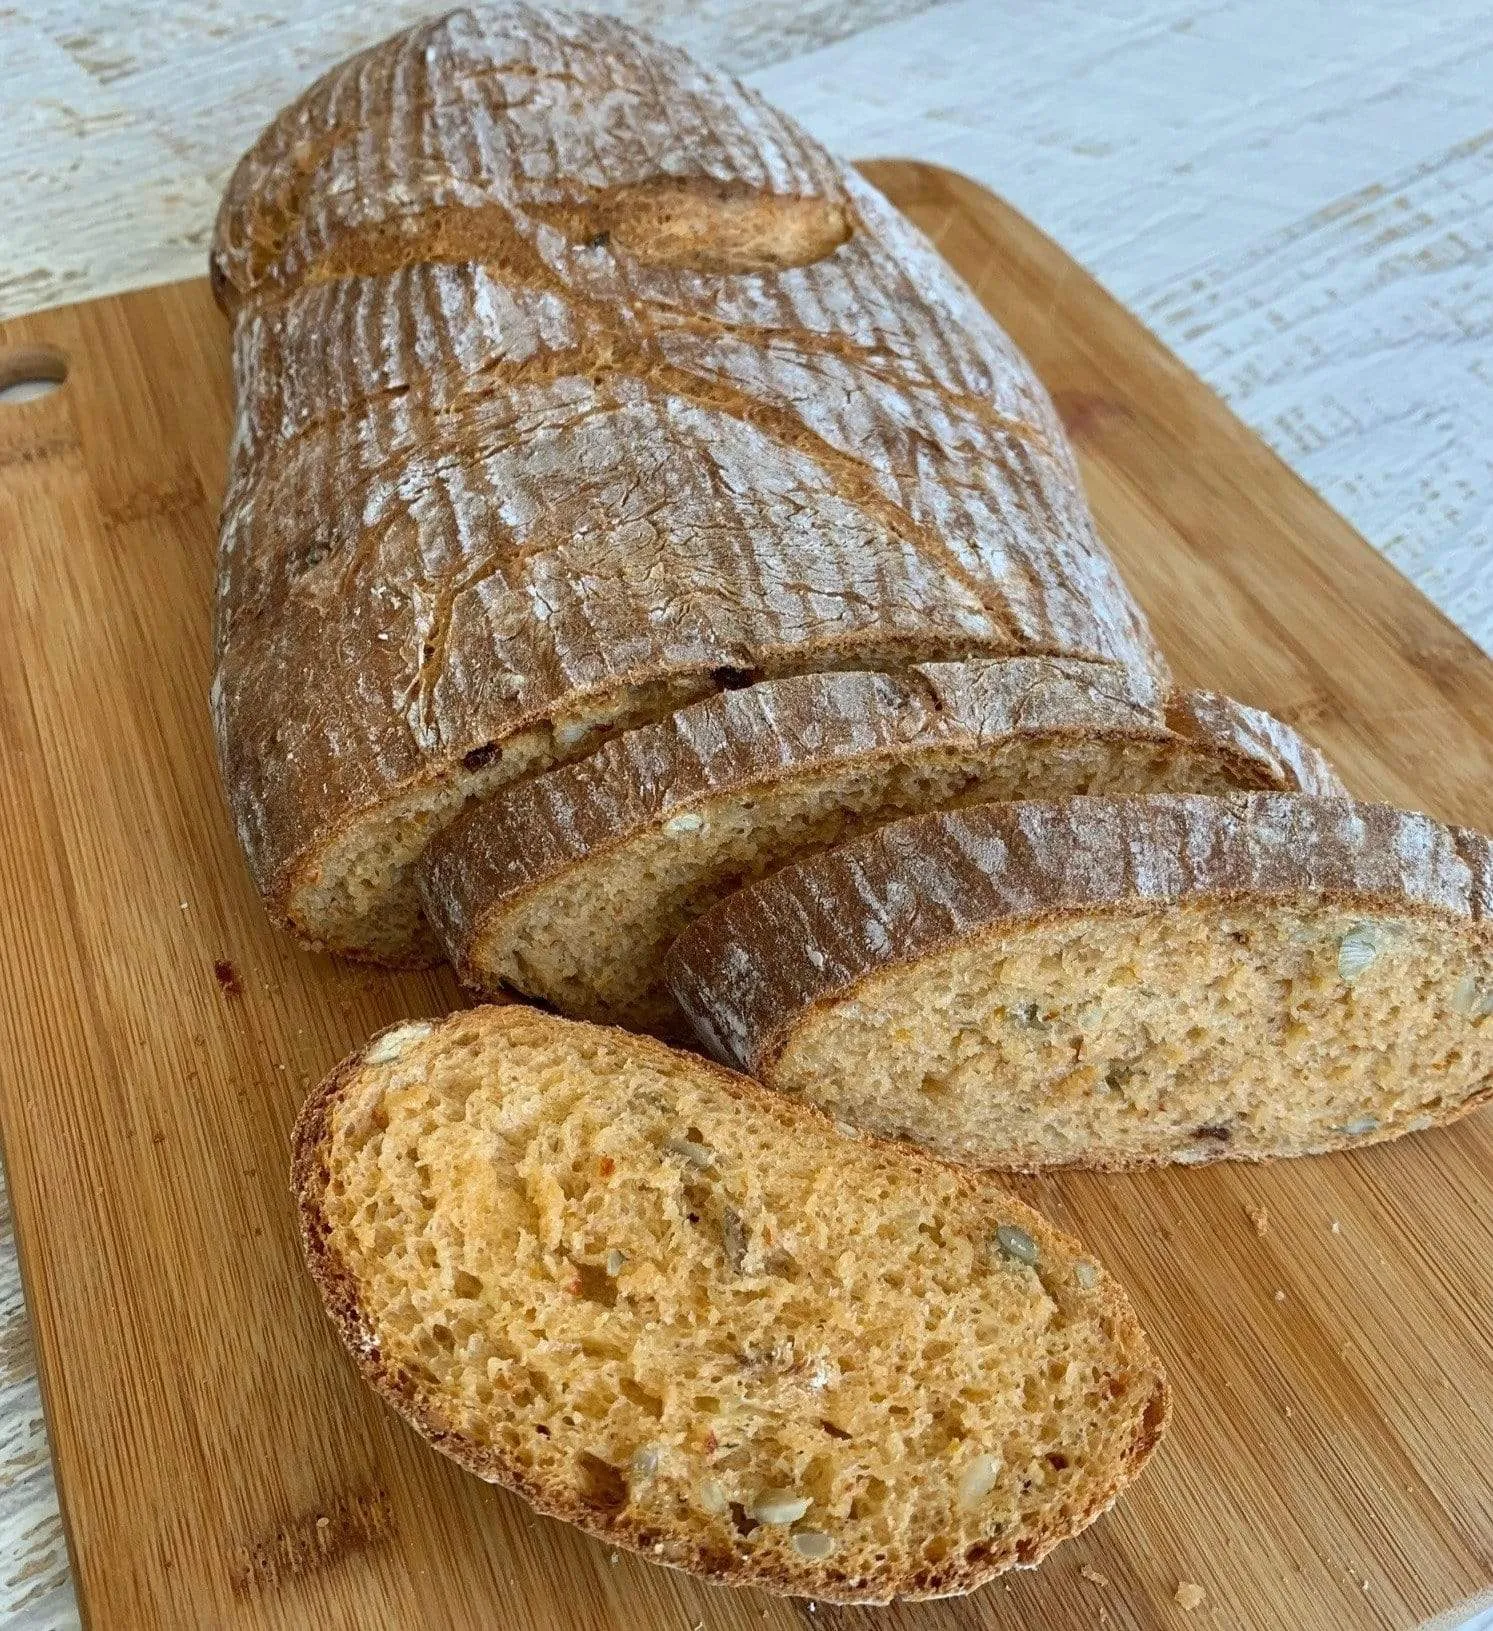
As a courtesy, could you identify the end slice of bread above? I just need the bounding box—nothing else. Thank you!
[663,794,1493,1170]
[420,658,1340,1034]
[293,1004,1168,1601]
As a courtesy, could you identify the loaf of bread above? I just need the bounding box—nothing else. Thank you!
[664,794,1493,1170]
[293,1004,1167,1600]
[211,4,1173,966]
[422,659,1342,1033]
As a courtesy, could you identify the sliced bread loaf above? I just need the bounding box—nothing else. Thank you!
[663,794,1493,1170]
[293,1004,1168,1601]
[420,659,1341,1033]
[213,8,1170,968]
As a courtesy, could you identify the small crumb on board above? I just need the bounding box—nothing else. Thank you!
[213,957,242,996]
[1080,1563,1111,1588]
[1175,1581,1207,1610]
[1248,1205,1269,1236]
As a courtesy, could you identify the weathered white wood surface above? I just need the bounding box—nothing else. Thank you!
[2,2,1490,1626]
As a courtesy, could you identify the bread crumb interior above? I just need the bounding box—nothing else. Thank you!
[776,904,1493,1168]
[484,733,1265,1033]
[317,1013,1161,1593]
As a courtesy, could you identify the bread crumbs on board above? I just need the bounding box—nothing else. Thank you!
[1081,1563,1111,1587]
[1175,1580,1207,1610]
[1249,1205,1269,1236]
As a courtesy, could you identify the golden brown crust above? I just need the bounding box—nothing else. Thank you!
[213,5,1169,963]
[1163,690,1343,798]
[419,659,1342,1000]
[662,793,1493,1166]
[292,1003,1169,1600]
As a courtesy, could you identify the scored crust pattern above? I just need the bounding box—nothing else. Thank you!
[663,793,1493,1075]
[210,4,1166,926]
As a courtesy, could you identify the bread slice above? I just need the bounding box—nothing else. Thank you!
[663,794,1493,1170]
[293,1004,1168,1601]
[212,8,1172,968]
[420,659,1341,1034]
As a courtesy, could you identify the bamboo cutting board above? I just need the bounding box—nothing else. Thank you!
[1,159,1491,1631]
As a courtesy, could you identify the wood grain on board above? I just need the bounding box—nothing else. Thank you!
[0,160,1489,1630]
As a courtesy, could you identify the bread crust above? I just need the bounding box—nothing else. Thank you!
[212,5,1167,961]
[292,1003,1169,1600]
[662,793,1493,1166]
[420,658,1342,1001]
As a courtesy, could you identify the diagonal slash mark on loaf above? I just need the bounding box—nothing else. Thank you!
[230,189,1044,681]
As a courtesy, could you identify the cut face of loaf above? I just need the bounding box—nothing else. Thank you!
[211,5,1171,965]
[663,795,1493,1170]
[294,1005,1168,1601]
[420,658,1341,1034]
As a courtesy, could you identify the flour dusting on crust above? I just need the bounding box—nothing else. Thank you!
[210,4,1166,958]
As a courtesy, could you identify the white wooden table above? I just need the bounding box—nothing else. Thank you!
[4,2,1491,1625]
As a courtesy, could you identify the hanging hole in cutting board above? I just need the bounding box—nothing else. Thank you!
[0,344,68,404]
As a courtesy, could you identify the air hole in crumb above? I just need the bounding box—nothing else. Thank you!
[850,1476,888,1520]
[576,1453,628,1512]
[727,1501,759,1538]
[1192,1124,1232,1142]
[452,1270,483,1299]
[1046,1452,1070,1471]
[461,742,498,771]
[619,1378,664,1419]
[573,1262,617,1308]
[820,1418,851,1440]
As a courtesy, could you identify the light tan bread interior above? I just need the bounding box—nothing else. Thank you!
[457,732,1298,1034]
[291,752,539,966]
[771,902,1493,1170]
[299,1007,1167,1600]
[287,647,974,964]
[283,673,719,964]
